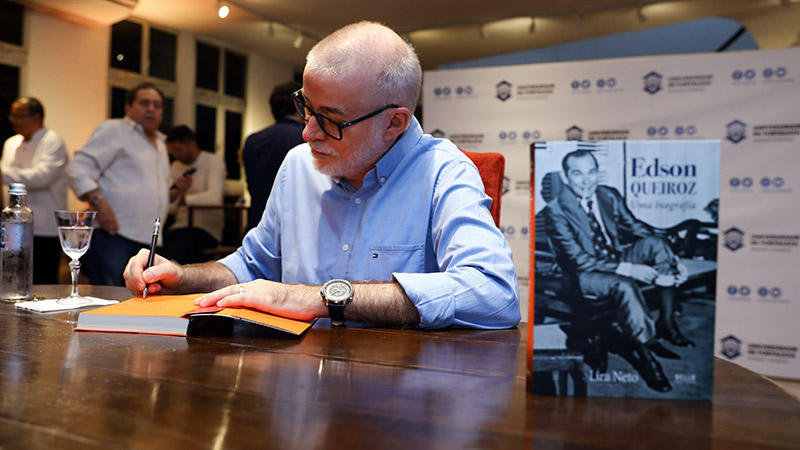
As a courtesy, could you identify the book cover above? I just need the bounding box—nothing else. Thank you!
[75,294,314,337]
[529,140,719,399]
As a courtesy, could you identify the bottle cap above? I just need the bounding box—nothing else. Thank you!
[9,183,26,195]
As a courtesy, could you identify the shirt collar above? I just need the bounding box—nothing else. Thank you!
[372,116,423,186]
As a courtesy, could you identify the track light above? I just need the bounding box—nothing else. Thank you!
[637,7,647,23]
[217,2,229,19]
[293,32,304,49]
[478,23,487,39]
[575,13,584,28]
[267,21,275,37]
[528,17,536,34]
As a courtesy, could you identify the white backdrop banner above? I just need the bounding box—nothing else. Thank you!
[423,48,800,379]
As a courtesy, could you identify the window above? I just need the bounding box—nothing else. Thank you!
[224,111,243,179]
[196,42,220,91]
[195,104,217,153]
[0,2,23,46]
[224,51,246,99]
[0,63,20,151]
[149,28,176,81]
[194,41,248,181]
[110,20,142,73]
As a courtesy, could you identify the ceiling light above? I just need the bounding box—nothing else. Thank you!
[217,2,229,19]
[293,32,304,49]
[575,13,584,28]
[528,17,536,34]
[267,21,275,36]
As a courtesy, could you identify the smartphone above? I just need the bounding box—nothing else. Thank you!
[170,167,197,189]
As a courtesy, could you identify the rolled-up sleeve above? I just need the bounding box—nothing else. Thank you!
[394,159,520,329]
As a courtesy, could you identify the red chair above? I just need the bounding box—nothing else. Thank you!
[461,149,505,227]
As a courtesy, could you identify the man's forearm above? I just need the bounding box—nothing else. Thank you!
[347,281,420,327]
[180,262,239,293]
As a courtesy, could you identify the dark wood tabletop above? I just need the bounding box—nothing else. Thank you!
[1,285,798,449]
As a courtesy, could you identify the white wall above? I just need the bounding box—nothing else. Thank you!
[24,9,109,156]
[244,53,296,137]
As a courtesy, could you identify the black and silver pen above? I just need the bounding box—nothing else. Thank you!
[142,217,161,299]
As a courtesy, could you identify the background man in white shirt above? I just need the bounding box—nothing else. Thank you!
[2,97,69,284]
[162,125,226,264]
[68,83,170,286]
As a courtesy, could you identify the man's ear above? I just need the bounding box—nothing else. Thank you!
[383,107,412,142]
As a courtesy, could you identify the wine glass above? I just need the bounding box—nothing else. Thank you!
[54,210,97,305]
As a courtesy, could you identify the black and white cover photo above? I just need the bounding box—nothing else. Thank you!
[531,140,719,399]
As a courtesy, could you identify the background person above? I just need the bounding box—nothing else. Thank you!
[68,82,170,286]
[241,80,305,232]
[1,96,69,284]
[124,21,520,330]
[162,125,226,264]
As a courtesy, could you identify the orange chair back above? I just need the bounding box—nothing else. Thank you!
[461,150,505,227]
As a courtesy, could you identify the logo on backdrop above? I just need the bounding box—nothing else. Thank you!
[566,125,583,141]
[646,125,698,138]
[726,285,787,304]
[570,77,619,94]
[720,335,742,360]
[730,176,791,193]
[726,120,747,144]
[732,66,790,83]
[498,129,542,144]
[564,125,628,141]
[723,227,745,251]
[723,226,800,252]
[432,85,476,100]
[431,129,484,148]
[496,80,512,102]
[643,71,662,94]
[517,82,556,99]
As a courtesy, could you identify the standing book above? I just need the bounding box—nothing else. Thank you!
[75,293,314,337]
[529,140,719,399]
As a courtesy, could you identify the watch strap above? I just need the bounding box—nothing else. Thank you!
[328,303,346,327]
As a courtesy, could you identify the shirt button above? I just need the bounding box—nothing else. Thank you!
[342,244,350,251]
[354,197,362,205]
[380,177,387,183]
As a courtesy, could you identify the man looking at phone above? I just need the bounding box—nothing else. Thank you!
[161,125,226,264]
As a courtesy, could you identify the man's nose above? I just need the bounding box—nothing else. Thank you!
[302,117,325,142]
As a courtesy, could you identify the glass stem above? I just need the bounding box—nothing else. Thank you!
[69,259,81,297]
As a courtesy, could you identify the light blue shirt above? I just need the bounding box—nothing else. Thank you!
[220,118,520,329]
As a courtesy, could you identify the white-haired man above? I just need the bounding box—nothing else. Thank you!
[124,21,520,329]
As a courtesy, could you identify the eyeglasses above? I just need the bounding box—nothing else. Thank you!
[292,89,398,140]
[7,113,32,121]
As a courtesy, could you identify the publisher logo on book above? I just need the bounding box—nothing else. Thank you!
[430,129,446,139]
[566,125,583,141]
[720,335,742,360]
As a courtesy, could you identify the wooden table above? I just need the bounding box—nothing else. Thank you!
[1,285,798,449]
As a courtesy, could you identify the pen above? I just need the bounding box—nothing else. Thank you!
[142,217,161,299]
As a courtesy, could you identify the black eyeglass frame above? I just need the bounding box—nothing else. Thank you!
[292,89,399,140]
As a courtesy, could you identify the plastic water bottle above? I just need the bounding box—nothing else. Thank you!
[1,183,34,303]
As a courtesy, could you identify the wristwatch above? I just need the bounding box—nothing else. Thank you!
[321,279,353,327]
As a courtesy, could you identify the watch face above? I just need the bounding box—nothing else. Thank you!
[323,279,352,303]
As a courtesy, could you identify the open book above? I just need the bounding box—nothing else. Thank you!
[75,294,314,337]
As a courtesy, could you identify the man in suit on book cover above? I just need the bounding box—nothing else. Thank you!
[545,149,692,392]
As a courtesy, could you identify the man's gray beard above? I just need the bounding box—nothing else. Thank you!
[310,122,385,179]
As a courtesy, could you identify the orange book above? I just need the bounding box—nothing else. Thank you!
[75,293,314,337]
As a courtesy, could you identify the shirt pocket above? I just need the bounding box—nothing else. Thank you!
[365,244,425,280]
